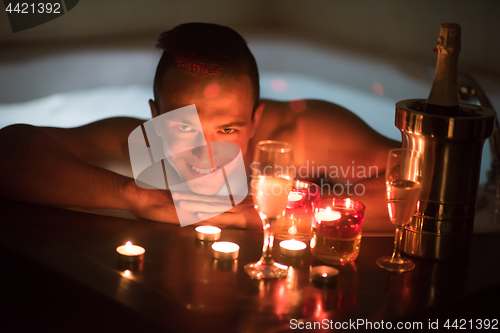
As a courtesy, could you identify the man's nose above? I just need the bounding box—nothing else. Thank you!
[191,145,211,162]
[189,131,211,162]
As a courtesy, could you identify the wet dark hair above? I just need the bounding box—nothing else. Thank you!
[153,23,260,116]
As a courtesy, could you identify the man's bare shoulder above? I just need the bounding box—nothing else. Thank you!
[260,98,371,121]
[41,116,144,132]
[39,116,145,141]
[38,117,147,171]
[254,98,374,142]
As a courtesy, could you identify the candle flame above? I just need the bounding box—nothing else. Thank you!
[212,241,239,253]
[280,239,306,251]
[117,241,144,257]
[346,198,351,208]
[196,226,221,234]
[310,237,316,249]
[321,273,328,277]
[326,206,331,214]
[287,192,303,202]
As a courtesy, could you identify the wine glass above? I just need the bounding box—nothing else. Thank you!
[244,140,294,279]
[376,148,422,272]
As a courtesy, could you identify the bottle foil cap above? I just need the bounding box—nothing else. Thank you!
[437,23,461,55]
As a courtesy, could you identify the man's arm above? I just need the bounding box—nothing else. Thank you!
[0,119,178,223]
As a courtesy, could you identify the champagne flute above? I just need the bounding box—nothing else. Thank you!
[244,140,294,279]
[377,148,422,272]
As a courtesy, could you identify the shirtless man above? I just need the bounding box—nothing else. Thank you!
[0,23,399,232]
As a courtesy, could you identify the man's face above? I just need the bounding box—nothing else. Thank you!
[151,68,261,195]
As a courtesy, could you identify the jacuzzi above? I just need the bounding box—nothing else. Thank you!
[1,33,499,185]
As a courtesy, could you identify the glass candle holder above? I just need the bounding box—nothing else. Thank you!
[274,180,320,242]
[310,198,365,264]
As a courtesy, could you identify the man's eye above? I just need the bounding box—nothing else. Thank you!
[220,128,235,134]
[178,124,193,132]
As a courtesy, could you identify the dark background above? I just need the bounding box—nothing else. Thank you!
[1,0,499,76]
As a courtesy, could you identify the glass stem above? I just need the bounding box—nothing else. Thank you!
[260,217,276,264]
[391,226,404,263]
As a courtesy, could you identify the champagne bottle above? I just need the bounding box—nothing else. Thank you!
[424,23,461,117]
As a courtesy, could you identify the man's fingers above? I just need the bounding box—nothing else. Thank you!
[196,212,218,220]
[178,200,232,213]
[172,192,230,204]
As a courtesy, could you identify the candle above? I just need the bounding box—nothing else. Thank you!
[195,226,221,241]
[116,241,145,271]
[310,265,339,287]
[314,206,341,222]
[213,259,238,272]
[280,240,307,257]
[288,225,298,235]
[212,241,239,261]
[287,192,303,202]
[116,241,145,256]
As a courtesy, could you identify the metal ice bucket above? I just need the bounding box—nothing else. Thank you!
[395,99,496,260]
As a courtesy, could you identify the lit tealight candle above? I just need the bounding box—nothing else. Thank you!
[287,192,303,202]
[116,241,145,271]
[117,241,145,256]
[314,206,341,222]
[212,241,239,261]
[310,265,339,287]
[280,239,307,257]
[195,226,222,241]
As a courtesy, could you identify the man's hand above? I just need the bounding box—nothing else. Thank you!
[127,185,182,224]
[172,191,262,230]
[172,191,233,214]
[128,184,261,230]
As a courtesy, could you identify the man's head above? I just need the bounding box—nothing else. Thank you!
[149,23,263,195]
[152,22,260,116]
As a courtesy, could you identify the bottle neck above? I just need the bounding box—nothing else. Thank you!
[427,52,459,107]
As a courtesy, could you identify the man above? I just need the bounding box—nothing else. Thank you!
[0,23,398,232]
